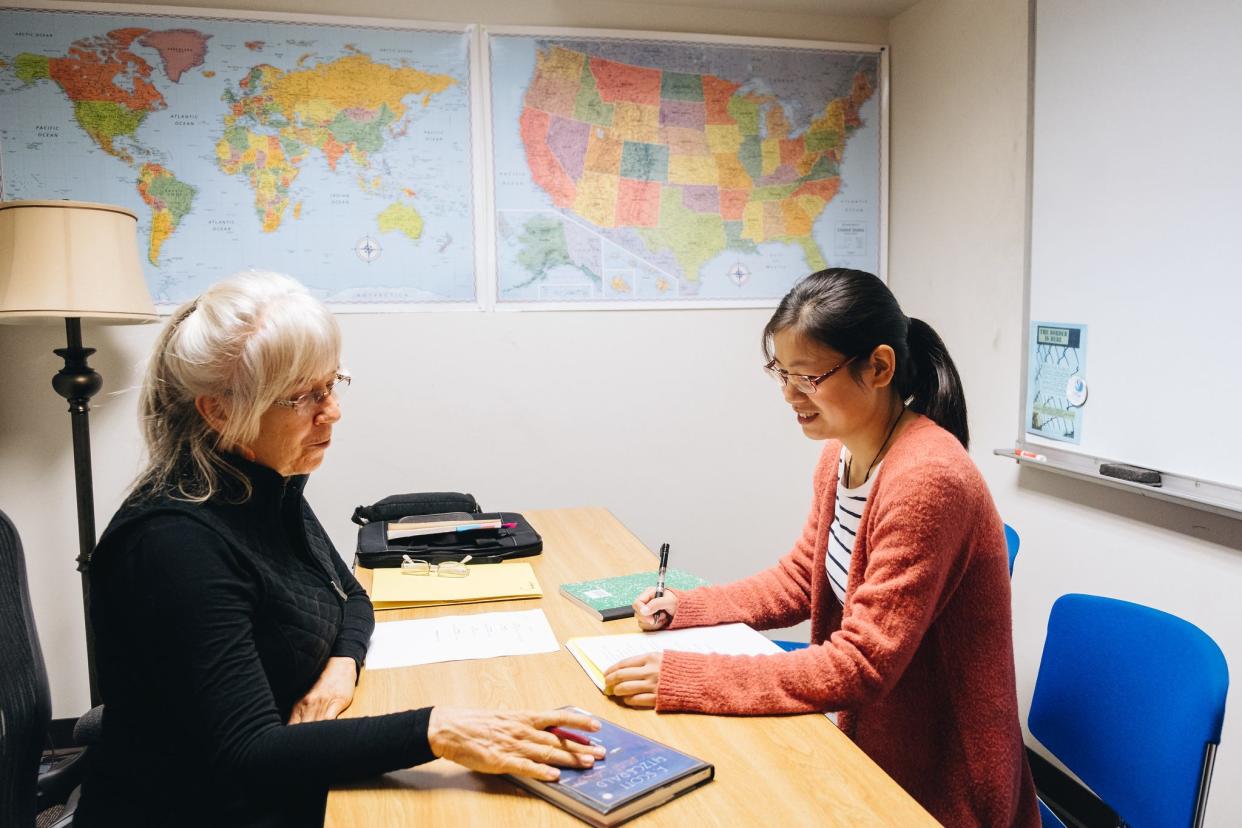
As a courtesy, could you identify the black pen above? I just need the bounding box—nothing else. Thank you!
[653,542,670,624]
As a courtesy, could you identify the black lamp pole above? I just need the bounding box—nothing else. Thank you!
[51,317,102,707]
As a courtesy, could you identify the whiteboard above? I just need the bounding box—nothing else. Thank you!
[1026,0,1242,492]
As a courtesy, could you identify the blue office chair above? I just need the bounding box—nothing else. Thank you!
[1028,594,1228,828]
[1004,522,1020,575]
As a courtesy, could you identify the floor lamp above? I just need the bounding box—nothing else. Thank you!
[0,200,157,706]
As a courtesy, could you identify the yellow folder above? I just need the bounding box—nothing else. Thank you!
[369,563,543,610]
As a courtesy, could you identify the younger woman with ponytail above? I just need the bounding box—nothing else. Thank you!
[604,269,1039,827]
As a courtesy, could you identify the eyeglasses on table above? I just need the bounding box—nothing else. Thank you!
[400,554,473,577]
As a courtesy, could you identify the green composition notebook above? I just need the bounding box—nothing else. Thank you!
[559,568,709,621]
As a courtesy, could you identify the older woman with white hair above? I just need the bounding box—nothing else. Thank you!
[76,272,602,828]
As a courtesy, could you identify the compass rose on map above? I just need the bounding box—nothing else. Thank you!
[355,236,382,263]
[727,262,750,287]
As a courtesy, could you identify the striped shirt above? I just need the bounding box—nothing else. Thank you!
[827,455,880,605]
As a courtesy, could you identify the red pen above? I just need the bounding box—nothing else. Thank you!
[547,726,592,745]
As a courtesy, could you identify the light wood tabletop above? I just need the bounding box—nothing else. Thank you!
[325,506,939,827]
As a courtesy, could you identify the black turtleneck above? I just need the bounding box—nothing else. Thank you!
[76,455,435,828]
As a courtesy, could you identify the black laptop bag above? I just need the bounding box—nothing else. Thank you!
[352,492,542,568]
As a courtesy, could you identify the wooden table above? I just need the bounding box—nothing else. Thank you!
[326,507,938,827]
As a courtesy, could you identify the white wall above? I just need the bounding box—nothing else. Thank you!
[18,1,1237,821]
[889,0,1242,825]
[0,0,886,717]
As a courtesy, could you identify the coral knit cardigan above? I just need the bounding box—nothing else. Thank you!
[657,415,1039,828]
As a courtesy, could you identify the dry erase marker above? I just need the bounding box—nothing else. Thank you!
[1014,449,1047,462]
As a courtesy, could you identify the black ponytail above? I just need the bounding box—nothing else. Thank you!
[902,316,969,449]
[763,268,970,449]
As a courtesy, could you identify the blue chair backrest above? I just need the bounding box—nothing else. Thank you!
[1004,522,1020,576]
[1028,594,1229,828]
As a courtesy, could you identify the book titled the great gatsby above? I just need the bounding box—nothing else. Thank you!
[505,708,714,827]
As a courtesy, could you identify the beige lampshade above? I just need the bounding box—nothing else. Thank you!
[0,200,157,325]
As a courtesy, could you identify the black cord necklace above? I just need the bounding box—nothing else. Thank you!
[845,404,906,488]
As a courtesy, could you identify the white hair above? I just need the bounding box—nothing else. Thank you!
[133,271,341,502]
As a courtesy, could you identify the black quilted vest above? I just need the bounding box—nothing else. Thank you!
[92,454,348,714]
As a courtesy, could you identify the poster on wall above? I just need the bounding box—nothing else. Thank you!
[1026,321,1089,444]
[486,28,885,307]
[0,5,476,309]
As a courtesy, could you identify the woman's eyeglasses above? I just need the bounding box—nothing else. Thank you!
[272,373,351,415]
[763,356,855,395]
[400,554,473,577]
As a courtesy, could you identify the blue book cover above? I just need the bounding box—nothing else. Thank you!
[507,707,713,826]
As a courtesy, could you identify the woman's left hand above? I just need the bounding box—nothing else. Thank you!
[289,656,358,724]
[602,652,663,708]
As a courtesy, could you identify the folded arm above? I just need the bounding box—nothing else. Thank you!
[129,524,434,788]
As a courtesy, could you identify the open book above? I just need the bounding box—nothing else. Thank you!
[565,623,783,691]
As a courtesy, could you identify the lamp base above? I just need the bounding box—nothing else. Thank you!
[52,317,102,707]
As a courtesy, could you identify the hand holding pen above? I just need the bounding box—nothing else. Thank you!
[633,542,677,631]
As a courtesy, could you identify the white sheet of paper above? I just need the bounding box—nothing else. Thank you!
[576,623,781,666]
[567,623,783,690]
[365,608,560,670]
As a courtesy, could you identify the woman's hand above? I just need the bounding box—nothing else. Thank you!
[428,708,605,781]
[288,656,358,724]
[602,651,664,708]
[632,586,678,631]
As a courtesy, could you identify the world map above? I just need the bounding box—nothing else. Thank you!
[490,36,881,303]
[0,10,474,306]
[1,15,884,309]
